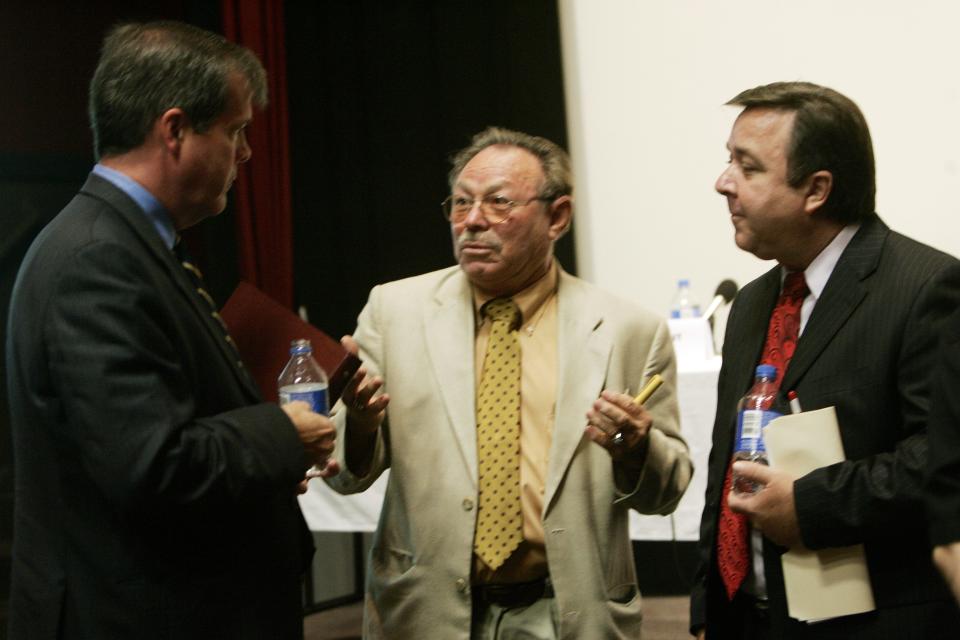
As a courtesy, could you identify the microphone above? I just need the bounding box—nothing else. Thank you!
[702,279,738,322]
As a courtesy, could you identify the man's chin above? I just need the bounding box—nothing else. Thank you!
[459,260,503,284]
[733,232,755,255]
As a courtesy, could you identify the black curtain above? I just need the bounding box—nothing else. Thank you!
[285,1,573,338]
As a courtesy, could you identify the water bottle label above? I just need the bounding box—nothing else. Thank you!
[279,384,329,416]
[735,408,780,452]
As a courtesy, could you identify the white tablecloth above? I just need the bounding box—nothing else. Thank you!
[299,358,720,542]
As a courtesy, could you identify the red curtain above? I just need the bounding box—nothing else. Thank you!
[221,0,294,308]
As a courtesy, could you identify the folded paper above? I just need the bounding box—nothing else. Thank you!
[764,407,876,622]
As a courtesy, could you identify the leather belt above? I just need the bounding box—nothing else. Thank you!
[472,576,554,609]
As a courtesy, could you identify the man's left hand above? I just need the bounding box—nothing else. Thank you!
[296,459,341,494]
[727,461,802,548]
[584,389,651,461]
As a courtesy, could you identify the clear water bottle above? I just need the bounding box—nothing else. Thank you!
[278,339,328,415]
[670,279,700,318]
[732,364,781,494]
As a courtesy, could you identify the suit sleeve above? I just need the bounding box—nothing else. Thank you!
[926,311,960,546]
[795,263,960,550]
[613,317,693,515]
[324,284,391,494]
[45,241,308,516]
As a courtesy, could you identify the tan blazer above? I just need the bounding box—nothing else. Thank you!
[326,266,692,639]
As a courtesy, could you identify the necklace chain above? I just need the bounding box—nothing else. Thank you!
[522,291,555,336]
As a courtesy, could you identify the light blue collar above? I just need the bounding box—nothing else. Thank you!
[92,164,176,249]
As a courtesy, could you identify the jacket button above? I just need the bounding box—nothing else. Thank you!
[462,498,474,511]
[455,578,469,593]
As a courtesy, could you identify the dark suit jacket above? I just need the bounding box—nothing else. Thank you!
[6,174,314,639]
[692,214,960,639]
[926,308,960,546]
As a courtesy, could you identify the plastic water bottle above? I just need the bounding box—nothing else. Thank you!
[278,339,328,415]
[670,279,700,318]
[732,364,780,494]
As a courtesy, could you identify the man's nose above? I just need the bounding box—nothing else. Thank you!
[237,132,252,164]
[715,165,735,195]
[462,200,489,228]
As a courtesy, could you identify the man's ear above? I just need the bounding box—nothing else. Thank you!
[803,170,833,215]
[158,108,188,153]
[546,195,573,240]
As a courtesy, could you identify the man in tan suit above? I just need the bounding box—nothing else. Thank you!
[326,127,692,639]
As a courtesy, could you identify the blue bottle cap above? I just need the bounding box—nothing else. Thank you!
[755,364,777,379]
[289,338,313,355]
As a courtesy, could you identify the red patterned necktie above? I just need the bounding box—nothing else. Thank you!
[716,271,808,600]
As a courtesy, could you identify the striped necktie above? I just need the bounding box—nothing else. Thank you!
[173,239,243,365]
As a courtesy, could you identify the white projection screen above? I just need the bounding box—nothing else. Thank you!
[559,0,960,316]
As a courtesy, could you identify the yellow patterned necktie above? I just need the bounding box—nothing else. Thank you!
[474,297,524,570]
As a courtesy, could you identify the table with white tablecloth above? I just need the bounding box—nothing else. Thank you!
[299,358,720,542]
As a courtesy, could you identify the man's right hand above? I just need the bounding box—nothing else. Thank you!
[282,400,336,469]
[340,335,389,435]
[339,335,389,477]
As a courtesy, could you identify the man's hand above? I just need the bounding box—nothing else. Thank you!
[340,335,389,433]
[339,335,389,477]
[297,460,341,494]
[933,541,960,605]
[282,400,336,469]
[727,461,802,548]
[584,389,652,461]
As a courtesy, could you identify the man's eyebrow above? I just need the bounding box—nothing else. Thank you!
[731,146,764,168]
[454,180,507,194]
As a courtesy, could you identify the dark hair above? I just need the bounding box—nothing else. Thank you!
[727,81,875,224]
[89,20,267,159]
[448,126,573,199]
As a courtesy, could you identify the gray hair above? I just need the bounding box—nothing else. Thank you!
[448,127,573,199]
[89,20,267,159]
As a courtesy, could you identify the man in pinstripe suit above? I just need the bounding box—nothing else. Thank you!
[691,81,960,638]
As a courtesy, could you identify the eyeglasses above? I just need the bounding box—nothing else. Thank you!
[441,194,552,224]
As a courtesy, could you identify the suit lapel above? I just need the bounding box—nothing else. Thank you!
[81,174,261,401]
[424,270,480,484]
[543,272,610,513]
[781,216,885,392]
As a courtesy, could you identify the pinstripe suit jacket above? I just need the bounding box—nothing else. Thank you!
[6,174,313,639]
[692,214,960,638]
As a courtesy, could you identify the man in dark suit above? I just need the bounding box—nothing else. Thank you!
[6,21,336,639]
[926,311,960,605]
[691,81,960,638]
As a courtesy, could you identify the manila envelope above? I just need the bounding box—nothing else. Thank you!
[763,407,876,622]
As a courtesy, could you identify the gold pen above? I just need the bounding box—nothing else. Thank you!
[633,373,664,405]
[611,373,664,447]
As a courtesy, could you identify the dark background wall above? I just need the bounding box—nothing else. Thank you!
[285,2,574,338]
[0,1,571,633]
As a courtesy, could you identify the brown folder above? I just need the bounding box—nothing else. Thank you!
[220,281,361,405]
